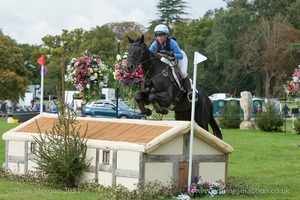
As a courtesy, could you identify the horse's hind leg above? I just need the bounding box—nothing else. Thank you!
[134,92,152,116]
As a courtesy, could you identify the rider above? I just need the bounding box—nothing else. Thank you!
[149,24,192,95]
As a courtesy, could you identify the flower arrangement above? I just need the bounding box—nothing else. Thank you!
[113,53,143,99]
[188,176,225,198]
[284,65,300,97]
[65,50,109,103]
[113,53,143,86]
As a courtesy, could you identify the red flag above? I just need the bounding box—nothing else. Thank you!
[37,55,45,66]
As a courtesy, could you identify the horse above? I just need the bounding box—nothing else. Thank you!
[127,35,222,139]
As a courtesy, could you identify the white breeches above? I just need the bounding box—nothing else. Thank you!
[178,50,188,78]
[160,50,188,78]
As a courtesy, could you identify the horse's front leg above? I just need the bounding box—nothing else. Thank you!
[149,91,172,115]
[134,92,152,116]
[152,101,169,115]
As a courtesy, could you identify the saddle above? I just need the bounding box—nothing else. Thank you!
[159,56,185,91]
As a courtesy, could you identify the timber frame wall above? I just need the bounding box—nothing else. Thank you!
[5,133,228,187]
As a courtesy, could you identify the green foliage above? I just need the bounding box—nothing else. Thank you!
[33,100,90,188]
[0,169,48,186]
[19,43,41,85]
[100,181,180,200]
[253,0,297,20]
[205,7,254,94]
[0,32,31,101]
[156,0,188,26]
[218,102,242,129]
[255,103,284,132]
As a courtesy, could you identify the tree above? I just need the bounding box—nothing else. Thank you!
[252,0,297,20]
[40,28,86,96]
[20,43,42,85]
[34,101,90,188]
[80,25,117,63]
[155,0,188,26]
[237,16,300,97]
[205,5,254,95]
[0,31,31,101]
[172,18,215,92]
[286,0,300,29]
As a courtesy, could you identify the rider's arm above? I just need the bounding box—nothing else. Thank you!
[149,41,158,52]
[170,39,183,60]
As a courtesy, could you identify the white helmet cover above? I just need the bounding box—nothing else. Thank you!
[154,24,169,35]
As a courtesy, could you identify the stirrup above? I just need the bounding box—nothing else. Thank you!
[187,91,198,102]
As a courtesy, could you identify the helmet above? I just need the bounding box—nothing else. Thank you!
[154,24,169,35]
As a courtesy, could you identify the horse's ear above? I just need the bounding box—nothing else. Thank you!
[127,35,134,44]
[140,34,144,44]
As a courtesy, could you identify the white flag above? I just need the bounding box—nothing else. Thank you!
[194,52,207,64]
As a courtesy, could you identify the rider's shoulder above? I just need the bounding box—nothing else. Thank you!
[169,37,178,44]
[168,37,177,42]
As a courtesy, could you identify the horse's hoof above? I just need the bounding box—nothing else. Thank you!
[146,108,152,116]
[144,87,150,94]
[161,108,169,115]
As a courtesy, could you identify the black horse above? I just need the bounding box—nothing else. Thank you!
[127,35,222,139]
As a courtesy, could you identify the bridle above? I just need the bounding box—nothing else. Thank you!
[129,43,159,68]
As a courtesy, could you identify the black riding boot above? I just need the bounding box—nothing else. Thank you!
[182,77,192,92]
[182,77,196,102]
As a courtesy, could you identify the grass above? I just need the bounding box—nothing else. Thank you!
[220,126,300,200]
[0,117,300,199]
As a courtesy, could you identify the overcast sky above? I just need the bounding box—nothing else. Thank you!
[0,0,226,45]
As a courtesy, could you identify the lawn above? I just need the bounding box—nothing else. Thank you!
[0,117,300,199]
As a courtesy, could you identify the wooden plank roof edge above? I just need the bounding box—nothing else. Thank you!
[31,113,191,127]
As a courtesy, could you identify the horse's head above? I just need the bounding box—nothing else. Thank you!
[127,34,146,73]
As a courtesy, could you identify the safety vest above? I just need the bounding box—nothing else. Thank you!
[156,37,176,52]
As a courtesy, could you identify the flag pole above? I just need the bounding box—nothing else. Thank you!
[37,55,45,115]
[187,52,207,191]
[40,65,44,114]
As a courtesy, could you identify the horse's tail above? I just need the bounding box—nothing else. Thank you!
[209,115,223,140]
[207,95,222,140]
[195,86,223,140]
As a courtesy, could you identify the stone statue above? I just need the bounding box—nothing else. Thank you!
[239,91,256,129]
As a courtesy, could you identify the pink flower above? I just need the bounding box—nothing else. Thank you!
[122,59,128,66]
[190,186,197,194]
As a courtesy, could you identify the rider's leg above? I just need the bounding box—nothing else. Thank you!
[178,50,192,92]
[182,76,192,92]
[178,50,197,102]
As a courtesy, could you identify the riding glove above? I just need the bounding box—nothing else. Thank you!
[166,51,175,57]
